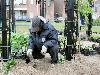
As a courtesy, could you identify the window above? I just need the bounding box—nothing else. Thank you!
[48,0,51,7]
[22,0,27,4]
[14,0,26,5]
[31,0,37,5]
[20,0,27,4]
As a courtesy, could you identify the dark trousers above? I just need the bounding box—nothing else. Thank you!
[49,45,58,63]
[32,45,58,62]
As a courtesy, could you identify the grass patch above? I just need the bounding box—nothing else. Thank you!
[80,26,100,33]
[53,22,65,30]
[16,26,30,33]
[92,26,100,33]
[15,21,31,25]
[15,22,100,33]
[15,22,65,33]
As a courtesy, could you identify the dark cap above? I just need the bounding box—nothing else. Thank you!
[31,16,41,32]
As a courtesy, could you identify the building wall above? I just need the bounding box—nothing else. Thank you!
[15,11,20,18]
[54,0,65,17]
[14,0,100,20]
[14,0,27,19]
[26,0,40,18]
[14,0,54,20]
[14,0,39,19]
[46,0,54,20]
[27,0,54,20]
[95,0,100,18]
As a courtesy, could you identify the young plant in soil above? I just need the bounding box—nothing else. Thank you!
[3,59,16,75]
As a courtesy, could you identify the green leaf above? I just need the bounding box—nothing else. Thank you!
[11,33,29,57]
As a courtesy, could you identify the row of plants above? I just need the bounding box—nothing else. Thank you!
[80,41,99,56]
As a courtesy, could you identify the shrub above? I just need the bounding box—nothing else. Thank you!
[11,33,29,57]
[3,59,16,75]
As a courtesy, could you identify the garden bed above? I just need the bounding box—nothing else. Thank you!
[1,54,100,75]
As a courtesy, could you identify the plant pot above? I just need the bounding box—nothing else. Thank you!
[89,50,97,55]
[95,47,100,54]
[80,49,85,54]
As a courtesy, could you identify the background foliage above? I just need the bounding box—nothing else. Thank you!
[78,0,93,17]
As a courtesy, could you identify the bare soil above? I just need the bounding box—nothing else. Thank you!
[1,54,100,75]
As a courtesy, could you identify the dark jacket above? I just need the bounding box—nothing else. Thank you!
[28,21,58,49]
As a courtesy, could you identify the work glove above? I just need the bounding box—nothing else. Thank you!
[27,49,33,58]
[41,45,47,54]
[25,56,31,64]
[26,49,33,64]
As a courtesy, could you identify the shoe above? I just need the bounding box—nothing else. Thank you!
[66,56,73,61]
[25,56,31,64]
[51,60,58,64]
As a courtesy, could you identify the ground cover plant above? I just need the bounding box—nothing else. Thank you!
[11,33,29,57]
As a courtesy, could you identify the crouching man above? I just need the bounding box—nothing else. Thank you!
[26,16,58,64]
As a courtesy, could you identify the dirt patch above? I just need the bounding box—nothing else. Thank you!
[1,54,100,75]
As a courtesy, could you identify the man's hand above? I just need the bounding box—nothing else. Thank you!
[25,56,30,64]
[27,49,32,58]
[41,45,47,54]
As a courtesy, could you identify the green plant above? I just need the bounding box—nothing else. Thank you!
[93,18,100,26]
[78,0,93,17]
[11,33,29,56]
[58,53,66,64]
[90,34,100,42]
[78,0,93,25]
[3,59,16,75]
